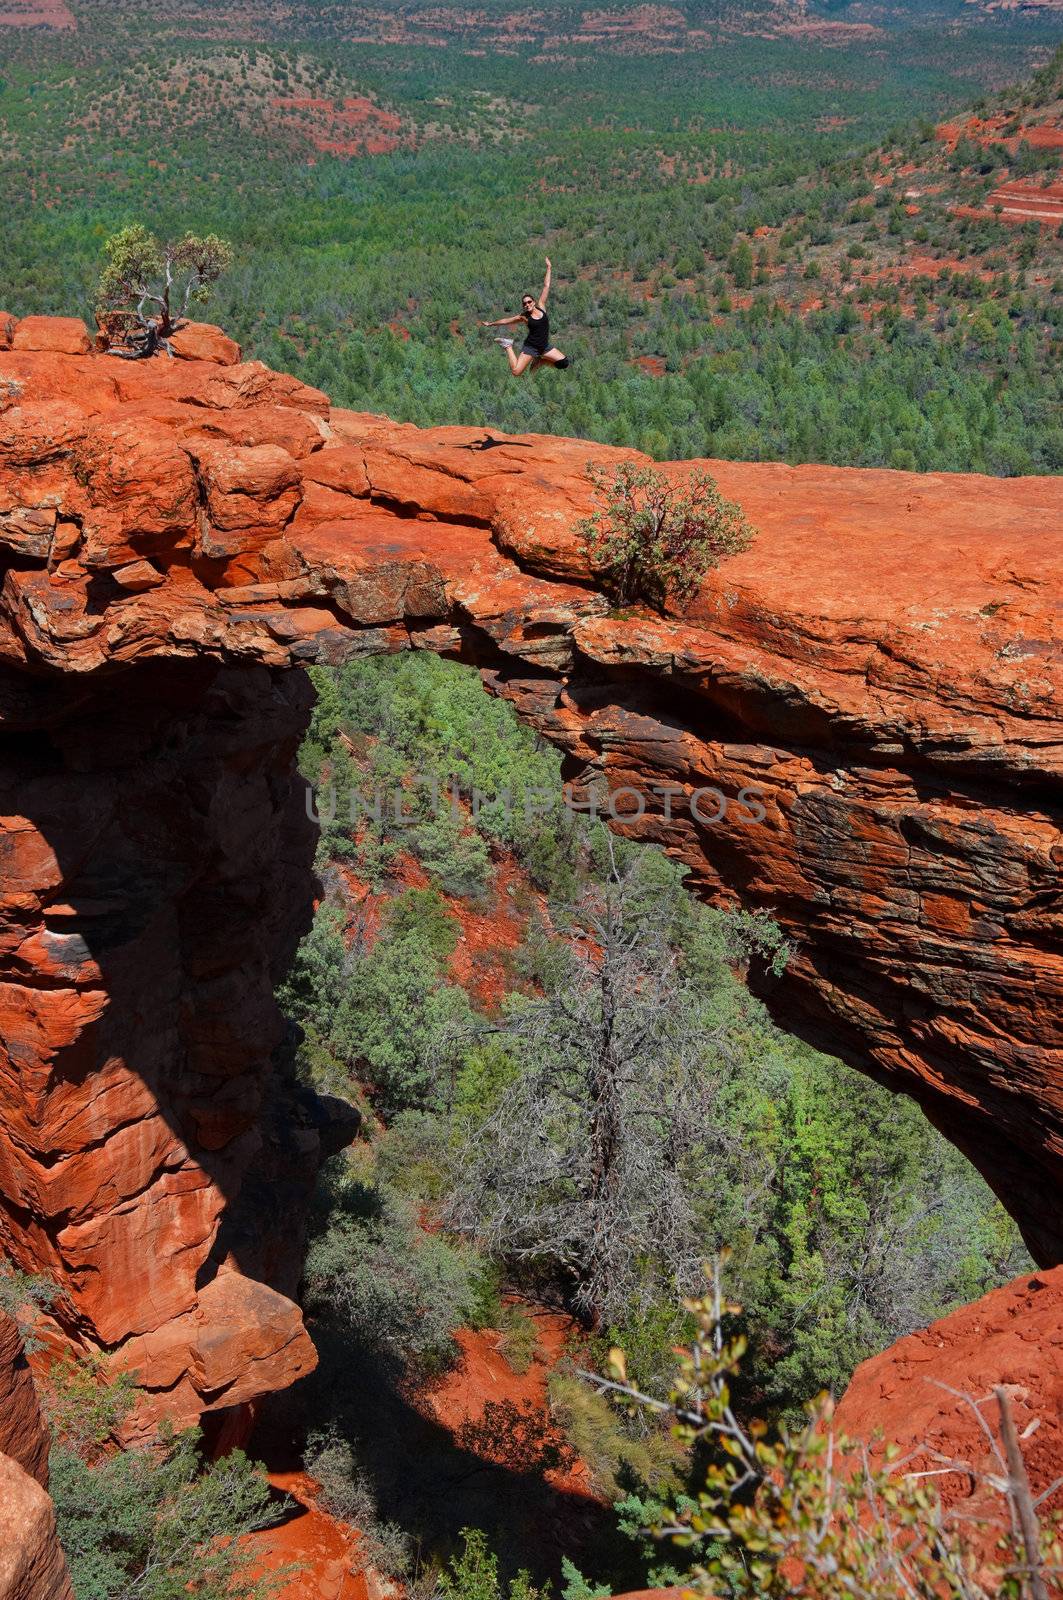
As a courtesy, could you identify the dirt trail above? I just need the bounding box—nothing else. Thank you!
[243,1470,374,1600]
[419,1311,595,1498]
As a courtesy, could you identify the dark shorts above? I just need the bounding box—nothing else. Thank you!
[522,342,549,358]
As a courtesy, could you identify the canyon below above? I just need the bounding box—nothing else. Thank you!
[1,316,1061,1595]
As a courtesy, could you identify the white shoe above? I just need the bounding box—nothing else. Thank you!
[495,337,514,348]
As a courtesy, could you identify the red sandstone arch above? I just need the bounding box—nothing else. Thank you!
[0,319,1061,1431]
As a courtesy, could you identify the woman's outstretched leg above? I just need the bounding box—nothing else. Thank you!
[497,338,534,376]
[537,346,571,370]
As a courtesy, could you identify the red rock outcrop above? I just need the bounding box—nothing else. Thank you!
[9,317,91,356]
[0,1312,74,1600]
[835,1266,1063,1554]
[0,1311,50,1484]
[167,321,242,365]
[0,1455,73,1600]
[0,322,1060,1433]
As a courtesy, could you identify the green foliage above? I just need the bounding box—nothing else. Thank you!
[333,897,473,1114]
[451,1037,521,1128]
[0,1265,55,1349]
[3,6,1058,475]
[285,886,472,1113]
[302,1426,412,1575]
[303,1158,495,1375]
[440,1529,547,1600]
[52,1434,276,1600]
[496,1303,540,1375]
[46,1355,139,1457]
[606,1264,1063,1599]
[578,461,754,610]
[560,1558,611,1600]
[718,1050,1030,1417]
[303,655,588,900]
[728,240,754,289]
[546,1368,682,1503]
[289,654,1029,1426]
[47,1362,276,1600]
[96,222,232,333]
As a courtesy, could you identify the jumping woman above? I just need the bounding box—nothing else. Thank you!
[481,257,570,375]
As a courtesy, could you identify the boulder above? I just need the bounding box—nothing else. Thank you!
[0,1455,73,1600]
[11,316,91,355]
[169,321,242,365]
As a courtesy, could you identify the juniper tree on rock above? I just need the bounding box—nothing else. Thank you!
[96,224,234,355]
[579,461,753,612]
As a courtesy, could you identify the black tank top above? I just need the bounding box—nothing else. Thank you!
[523,306,549,352]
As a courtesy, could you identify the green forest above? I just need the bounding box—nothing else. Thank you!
[1,3,1060,470]
[269,653,1031,1588]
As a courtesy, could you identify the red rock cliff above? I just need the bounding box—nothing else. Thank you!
[0,318,1061,1429]
[0,1312,73,1600]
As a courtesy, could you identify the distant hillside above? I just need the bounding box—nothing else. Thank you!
[0,0,1058,472]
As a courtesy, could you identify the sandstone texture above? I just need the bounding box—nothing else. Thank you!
[9,317,91,356]
[167,320,242,365]
[0,324,1060,1433]
[0,1311,50,1484]
[0,1315,73,1600]
[0,1454,74,1600]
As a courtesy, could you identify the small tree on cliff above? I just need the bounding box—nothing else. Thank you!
[96,223,234,354]
[47,1354,281,1600]
[579,460,753,612]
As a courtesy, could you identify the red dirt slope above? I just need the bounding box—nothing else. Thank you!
[835,1266,1063,1528]
[243,1471,373,1600]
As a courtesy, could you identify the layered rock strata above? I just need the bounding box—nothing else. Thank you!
[0,318,1060,1428]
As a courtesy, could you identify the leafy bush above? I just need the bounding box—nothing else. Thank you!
[303,1163,493,1376]
[597,1263,1063,1600]
[546,1367,682,1502]
[285,888,473,1115]
[579,461,753,611]
[496,1304,540,1376]
[46,1360,277,1600]
[0,1266,55,1349]
[303,1427,412,1576]
[439,1529,546,1600]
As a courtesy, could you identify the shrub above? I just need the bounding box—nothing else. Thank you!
[547,1367,681,1501]
[46,1361,278,1600]
[439,1528,546,1600]
[593,1262,1063,1600]
[0,1266,55,1349]
[303,1164,493,1376]
[303,1427,411,1576]
[578,461,754,611]
[496,1304,540,1376]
